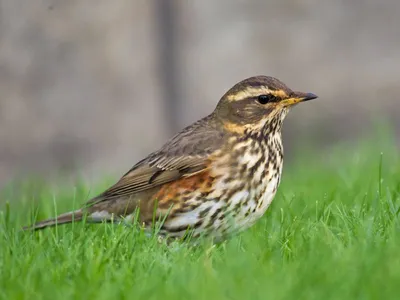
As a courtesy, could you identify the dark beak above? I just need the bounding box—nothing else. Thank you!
[302,92,318,101]
[281,92,318,106]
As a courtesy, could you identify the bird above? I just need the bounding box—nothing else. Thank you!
[23,75,318,241]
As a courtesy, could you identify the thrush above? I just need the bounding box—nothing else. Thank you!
[23,76,318,241]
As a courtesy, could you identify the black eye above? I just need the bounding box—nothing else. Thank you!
[257,94,277,104]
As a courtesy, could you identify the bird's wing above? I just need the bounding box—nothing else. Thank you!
[85,115,225,206]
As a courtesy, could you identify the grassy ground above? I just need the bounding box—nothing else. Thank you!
[1,134,400,300]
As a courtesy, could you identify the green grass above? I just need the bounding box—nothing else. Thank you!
[1,135,400,300]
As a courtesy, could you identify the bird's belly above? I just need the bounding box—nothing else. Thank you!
[158,145,283,239]
[230,175,280,232]
[159,172,281,239]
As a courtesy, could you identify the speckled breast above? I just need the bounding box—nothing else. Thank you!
[210,133,284,234]
[159,133,284,239]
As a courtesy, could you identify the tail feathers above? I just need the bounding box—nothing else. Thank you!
[23,209,83,231]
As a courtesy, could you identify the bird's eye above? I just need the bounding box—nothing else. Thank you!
[257,94,277,104]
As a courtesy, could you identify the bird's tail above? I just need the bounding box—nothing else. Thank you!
[22,209,83,231]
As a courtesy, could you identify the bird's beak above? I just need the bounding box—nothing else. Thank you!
[280,92,318,107]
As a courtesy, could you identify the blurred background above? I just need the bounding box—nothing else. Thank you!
[0,0,399,188]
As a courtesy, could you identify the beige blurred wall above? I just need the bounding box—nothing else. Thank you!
[0,0,399,186]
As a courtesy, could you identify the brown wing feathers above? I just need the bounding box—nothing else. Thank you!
[86,115,224,206]
[24,114,225,230]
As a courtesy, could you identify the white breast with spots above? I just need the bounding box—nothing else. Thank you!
[223,136,283,233]
[157,135,283,238]
[230,168,281,233]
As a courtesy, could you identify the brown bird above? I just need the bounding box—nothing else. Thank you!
[23,76,317,241]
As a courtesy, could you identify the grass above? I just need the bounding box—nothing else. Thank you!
[1,134,400,300]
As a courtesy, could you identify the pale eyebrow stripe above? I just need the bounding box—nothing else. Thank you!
[226,87,288,101]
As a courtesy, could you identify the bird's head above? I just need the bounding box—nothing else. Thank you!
[215,76,317,135]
